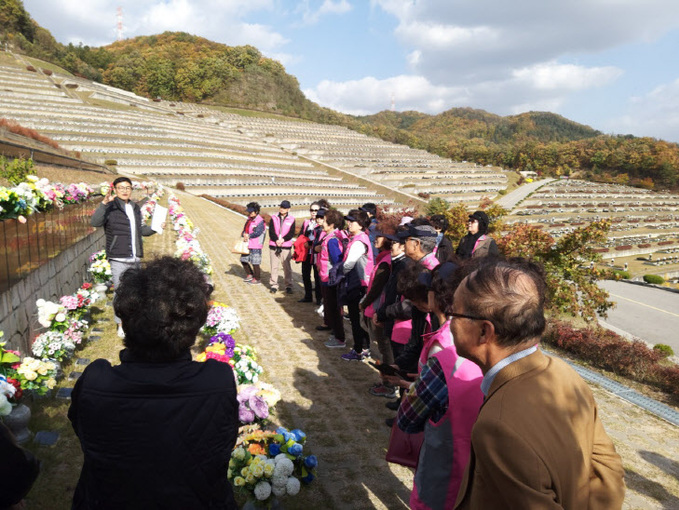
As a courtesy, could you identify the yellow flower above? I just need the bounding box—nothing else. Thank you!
[24,370,38,381]
[46,378,56,389]
[246,474,255,484]
[195,353,206,362]
[234,477,245,487]
[241,467,250,477]
[251,464,264,478]
[264,463,274,477]
[37,366,48,376]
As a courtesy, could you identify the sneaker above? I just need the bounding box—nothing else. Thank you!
[298,297,312,303]
[315,324,331,331]
[286,287,293,294]
[249,279,261,285]
[117,324,125,338]
[369,384,398,398]
[270,287,278,294]
[341,349,364,361]
[316,304,324,316]
[360,349,371,359]
[243,275,253,282]
[324,337,346,349]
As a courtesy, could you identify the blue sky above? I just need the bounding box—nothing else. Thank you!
[23,0,679,143]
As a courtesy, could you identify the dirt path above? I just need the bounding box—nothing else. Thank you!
[166,191,679,510]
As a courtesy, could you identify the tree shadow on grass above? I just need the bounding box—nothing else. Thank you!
[625,466,679,510]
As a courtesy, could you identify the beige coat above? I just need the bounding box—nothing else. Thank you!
[455,350,625,510]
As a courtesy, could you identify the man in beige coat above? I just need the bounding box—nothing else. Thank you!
[452,259,625,509]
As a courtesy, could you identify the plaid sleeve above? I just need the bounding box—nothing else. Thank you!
[397,357,449,434]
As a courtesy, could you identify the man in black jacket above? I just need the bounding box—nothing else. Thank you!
[91,177,158,337]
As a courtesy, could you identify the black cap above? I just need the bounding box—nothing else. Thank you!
[397,224,438,240]
[316,208,326,218]
[344,214,357,222]
[280,200,291,209]
[468,211,489,225]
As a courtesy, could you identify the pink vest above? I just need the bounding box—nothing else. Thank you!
[472,234,488,254]
[418,320,453,373]
[411,346,484,510]
[269,214,295,248]
[419,252,440,270]
[246,215,265,250]
[318,230,339,283]
[364,251,391,318]
[342,231,374,287]
[313,230,327,266]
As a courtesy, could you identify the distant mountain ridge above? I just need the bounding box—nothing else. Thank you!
[1,0,678,189]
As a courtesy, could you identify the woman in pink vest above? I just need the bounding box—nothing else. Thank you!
[397,263,484,509]
[240,202,266,285]
[340,210,375,361]
[318,209,346,348]
[268,200,296,294]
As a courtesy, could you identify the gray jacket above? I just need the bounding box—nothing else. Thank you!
[91,198,155,259]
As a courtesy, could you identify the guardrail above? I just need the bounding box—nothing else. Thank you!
[0,198,102,293]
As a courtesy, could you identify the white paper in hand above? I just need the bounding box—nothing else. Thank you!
[151,204,168,234]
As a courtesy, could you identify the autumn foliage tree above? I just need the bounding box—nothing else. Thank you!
[497,219,614,321]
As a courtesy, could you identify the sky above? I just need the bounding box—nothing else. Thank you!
[23,0,679,143]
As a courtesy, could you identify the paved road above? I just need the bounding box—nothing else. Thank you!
[496,177,555,209]
[598,280,679,352]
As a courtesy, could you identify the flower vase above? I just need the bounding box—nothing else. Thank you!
[2,403,32,445]
[94,283,108,295]
[242,496,283,510]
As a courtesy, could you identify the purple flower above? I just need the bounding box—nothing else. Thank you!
[238,404,255,423]
[250,395,269,419]
[238,385,258,401]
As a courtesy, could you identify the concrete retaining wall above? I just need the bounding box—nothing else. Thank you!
[0,228,104,355]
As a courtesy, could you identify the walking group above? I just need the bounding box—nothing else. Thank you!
[237,198,626,509]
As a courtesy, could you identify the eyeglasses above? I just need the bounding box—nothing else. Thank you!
[467,219,477,224]
[450,312,488,322]
[116,186,132,192]
[310,208,319,212]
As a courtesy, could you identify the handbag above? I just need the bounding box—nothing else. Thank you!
[385,418,424,468]
[231,240,250,255]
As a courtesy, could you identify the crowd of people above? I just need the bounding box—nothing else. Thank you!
[235,198,625,509]
[1,192,626,509]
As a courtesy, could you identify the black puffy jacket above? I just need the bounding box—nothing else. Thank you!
[91,198,155,259]
[68,350,239,510]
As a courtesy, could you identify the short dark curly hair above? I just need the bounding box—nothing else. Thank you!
[246,201,261,213]
[397,260,429,304]
[324,209,344,230]
[114,257,213,362]
[430,214,449,233]
[347,209,371,230]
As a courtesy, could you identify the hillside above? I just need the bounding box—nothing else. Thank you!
[1,0,678,189]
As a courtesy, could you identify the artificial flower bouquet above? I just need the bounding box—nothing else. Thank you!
[31,331,76,362]
[0,338,23,414]
[36,299,69,330]
[232,345,263,385]
[228,427,318,504]
[201,302,240,338]
[196,333,236,363]
[88,250,112,284]
[13,357,57,396]
[237,382,282,425]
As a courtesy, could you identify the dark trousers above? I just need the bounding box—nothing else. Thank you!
[241,262,260,280]
[346,287,369,352]
[322,284,344,341]
[302,260,321,304]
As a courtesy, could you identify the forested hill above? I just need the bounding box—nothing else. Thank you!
[1,0,678,189]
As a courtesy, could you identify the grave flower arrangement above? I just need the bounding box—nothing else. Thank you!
[228,427,318,503]
[13,357,57,396]
[195,333,236,363]
[88,250,112,284]
[35,299,69,330]
[237,382,281,425]
[231,345,263,385]
[31,330,76,362]
[201,302,240,337]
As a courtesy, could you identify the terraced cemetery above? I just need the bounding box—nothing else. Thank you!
[1,50,678,278]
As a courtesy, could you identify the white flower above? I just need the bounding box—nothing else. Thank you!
[274,457,294,477]
[272,474,288,488]
[271,485,286,497]
[0,394,12,416]
[55,313,66,323]
[254,481,272,501]
[286,477,300,496]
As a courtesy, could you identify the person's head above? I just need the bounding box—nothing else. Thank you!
[360,203,377,219]
[390,226,408,257]
[451,258,546,369]
[344,209,370,236]
[425,261,460,320]
[467,211,489,235]
[397,261,431,312]
[430,214,449,234]
[114,257,213,362]
[309,201,320,220]
[399,224,438,260]
[375,234,393,252]
[246,202,260,218]
[113,177,133,202]
[317,199,331,210]
[323,209,343,232]
[279,200,291,215]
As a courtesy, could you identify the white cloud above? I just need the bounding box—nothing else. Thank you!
[607,79,679,142]
[305,62,622,117]
[297,0,353,26]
